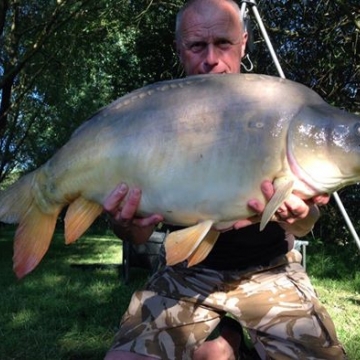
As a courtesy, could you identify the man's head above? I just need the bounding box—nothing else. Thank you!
[175,0,248,75]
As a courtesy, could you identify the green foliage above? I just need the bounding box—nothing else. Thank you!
[303,184,360,254]
[307,238,360,280]
[249,0,359,111]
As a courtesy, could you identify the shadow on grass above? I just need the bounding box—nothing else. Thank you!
[0,226,148,360]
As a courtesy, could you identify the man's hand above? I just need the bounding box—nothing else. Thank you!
[233,180,330,236]
[103,183,163,244]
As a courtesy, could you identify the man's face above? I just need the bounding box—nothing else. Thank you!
[176,2,247,75]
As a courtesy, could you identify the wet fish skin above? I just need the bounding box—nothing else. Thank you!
[1,73,360,278]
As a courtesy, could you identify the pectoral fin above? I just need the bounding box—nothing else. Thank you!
[165,220,216,266]
[260,180,294,231]
[65,197,103,244]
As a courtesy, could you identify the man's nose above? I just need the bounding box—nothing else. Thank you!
[204,44,219,66]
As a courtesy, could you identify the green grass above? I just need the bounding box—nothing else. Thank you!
[0,227,148,360]
[1,227,360,359]
[311,278,360,359]
[306,241,360,359]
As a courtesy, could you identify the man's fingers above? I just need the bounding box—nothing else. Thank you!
[103,183,129,213]
[284,194,309,220]
[118,188,142,221]
[103,183,142,224]
[248,199,264,214]
[260,180,275,201]
[311,194,330,206]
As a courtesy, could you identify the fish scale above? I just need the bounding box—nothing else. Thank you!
[1,73,360,278]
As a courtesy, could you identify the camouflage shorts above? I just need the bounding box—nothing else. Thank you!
[107,249,346,359]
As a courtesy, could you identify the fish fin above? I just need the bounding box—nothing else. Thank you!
[0,171,61,278]
[65,197,103,244]
[165,220,214,266]
[260,180,294,231]
[186,230,220,267]
[13,209,60,279]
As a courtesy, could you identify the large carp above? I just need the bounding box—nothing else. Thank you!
[1,73,360,278]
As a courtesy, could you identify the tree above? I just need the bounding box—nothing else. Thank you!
[0,0,100,181]
[0,0,184,183]
[248,0,359,112]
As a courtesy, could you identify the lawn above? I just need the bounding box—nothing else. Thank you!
[1,226,360,359]
[0,227,147,360]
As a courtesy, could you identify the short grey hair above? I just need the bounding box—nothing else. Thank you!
[175,0,244,42]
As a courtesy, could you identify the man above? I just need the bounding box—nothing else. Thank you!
[104,0,346,359]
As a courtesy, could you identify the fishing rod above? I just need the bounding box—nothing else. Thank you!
[239,0,360,251]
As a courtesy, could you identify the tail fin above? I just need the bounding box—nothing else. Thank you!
[13,208,60,278]
[0,173,60,278]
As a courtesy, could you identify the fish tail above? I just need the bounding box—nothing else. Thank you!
[0,172,61,278]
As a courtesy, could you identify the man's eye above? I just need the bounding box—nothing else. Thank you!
[189,42,206,52]
[216,40,232,49]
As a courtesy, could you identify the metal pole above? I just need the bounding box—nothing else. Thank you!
[240,0,360,251]
[333,192,360,250]
[241,1,285,79]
